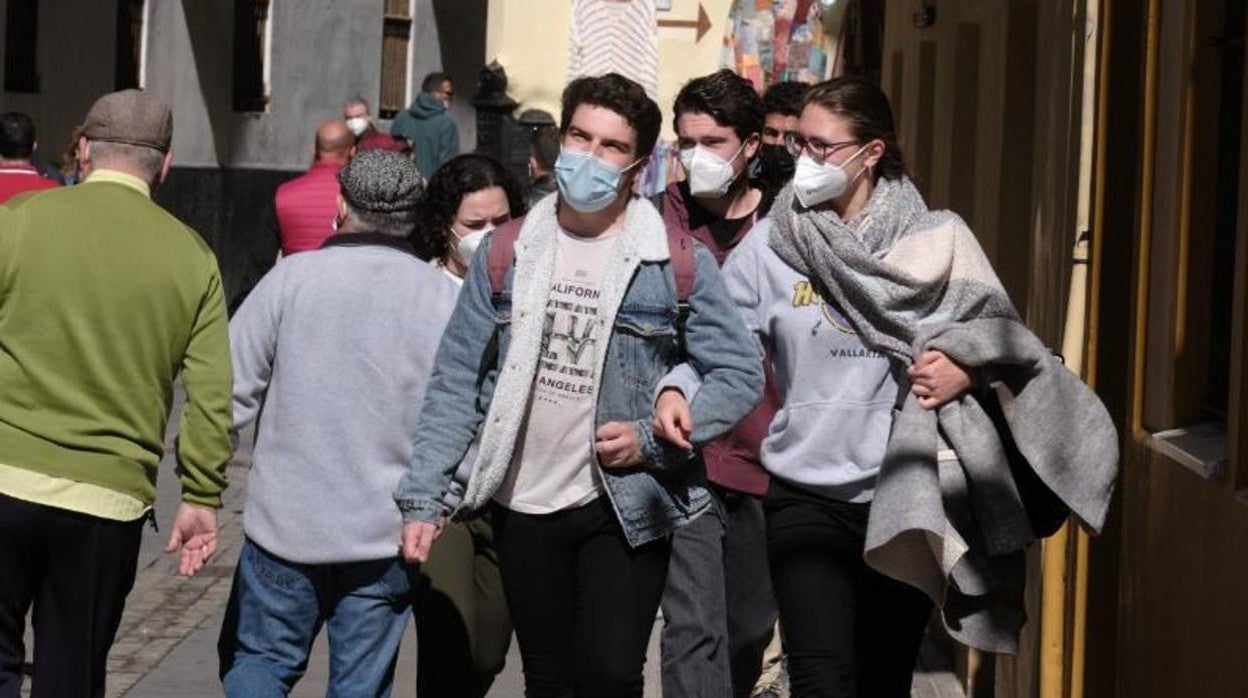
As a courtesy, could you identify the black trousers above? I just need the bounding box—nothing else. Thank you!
[0,492,143,698]
[765,479,932,698]
[414,514,512,698]
[492,498,671,698]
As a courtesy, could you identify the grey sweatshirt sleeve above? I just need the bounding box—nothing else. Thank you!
[653,362,702,405]
[228,264,284,440]
[680,244,765,445]
[654,231,768,410]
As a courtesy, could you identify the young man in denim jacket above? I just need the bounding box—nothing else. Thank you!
[394,73,763,697]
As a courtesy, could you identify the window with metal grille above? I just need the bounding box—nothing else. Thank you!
[379,0,412,119]
[4,0,40,94]
[233,0,271,113]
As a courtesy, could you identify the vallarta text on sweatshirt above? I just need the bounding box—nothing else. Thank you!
[719,220,907,502]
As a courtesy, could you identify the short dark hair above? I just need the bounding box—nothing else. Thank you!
[531,125,560,172]
[804,77,907,182]
[763,81,810,118]
[672,69,764,143]
[422,72,451,93]
[413,154,526,261]
[560,73,661,159]
[0,112,37,159]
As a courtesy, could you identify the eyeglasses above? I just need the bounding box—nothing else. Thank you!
[784,134,861,162]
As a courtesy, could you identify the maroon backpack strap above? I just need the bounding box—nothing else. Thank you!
[666,227,696,304]
[486,216,525,297]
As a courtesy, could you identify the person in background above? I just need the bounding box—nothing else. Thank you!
[274,120,354,255]
[757,81,810,194]
[0,89,232,696]
[408,153,525,698]
[526,125,560,209]
[55,125,86,185]
[395,73,763,697]
[392,72,459,178]
[218,150,456,697]
[343,96,405,154]
[754,84,807,691]
[0,112,61,204]
[658,68,778,698]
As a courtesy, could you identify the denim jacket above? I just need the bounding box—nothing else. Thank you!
[394,195,763,547]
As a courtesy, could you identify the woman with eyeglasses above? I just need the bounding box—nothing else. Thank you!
[655,76,986,696]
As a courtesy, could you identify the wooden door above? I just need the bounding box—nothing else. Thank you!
[1090,0,1248,695]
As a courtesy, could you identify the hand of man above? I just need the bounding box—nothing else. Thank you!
[165,503,218,577]
[401,520,443,564]
[595,421,643,469]
[652,388,693,451]
[908,350,975,410]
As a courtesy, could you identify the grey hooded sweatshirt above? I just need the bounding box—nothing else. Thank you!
[665,219,907,502]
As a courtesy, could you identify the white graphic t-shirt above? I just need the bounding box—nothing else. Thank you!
[495,229,616,513]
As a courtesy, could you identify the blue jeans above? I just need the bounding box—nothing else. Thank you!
[218,539,415,698]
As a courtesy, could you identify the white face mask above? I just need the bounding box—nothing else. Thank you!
[792,144,870,208]
[453,225,493,265]
[680,142,746,198]
[345,116,370,137]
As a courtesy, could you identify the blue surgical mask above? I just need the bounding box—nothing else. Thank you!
[554,148,641,213]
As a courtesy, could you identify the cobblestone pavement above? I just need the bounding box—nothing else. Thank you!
[104,455,251,696]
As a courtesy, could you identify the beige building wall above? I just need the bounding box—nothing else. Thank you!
[487,0,751,139]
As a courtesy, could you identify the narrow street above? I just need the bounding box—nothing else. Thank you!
[91,389,961,697]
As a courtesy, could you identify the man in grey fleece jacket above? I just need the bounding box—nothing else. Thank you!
[217,150,460,696]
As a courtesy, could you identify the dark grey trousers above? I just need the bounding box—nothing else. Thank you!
[660,485,777,698]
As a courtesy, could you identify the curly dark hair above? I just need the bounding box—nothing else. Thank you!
[672,69,765,143]
[412,154,526,262]
[804,77,907,182]
[762,81,810,118]
[560,73,662,158]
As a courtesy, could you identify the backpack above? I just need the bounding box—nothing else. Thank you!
[485,215,698,333]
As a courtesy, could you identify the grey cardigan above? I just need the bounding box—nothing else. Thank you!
[230,233,460,564]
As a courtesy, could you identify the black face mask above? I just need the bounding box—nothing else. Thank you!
[758,144,796,184]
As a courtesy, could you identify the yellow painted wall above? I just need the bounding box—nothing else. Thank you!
[486,0,737,139]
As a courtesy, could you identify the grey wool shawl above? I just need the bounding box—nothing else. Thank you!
[768,177,1118,653]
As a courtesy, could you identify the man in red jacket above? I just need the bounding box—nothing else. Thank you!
[0,112,60,205]
[275,121,354,255]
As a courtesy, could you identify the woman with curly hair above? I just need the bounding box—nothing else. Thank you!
[413,153,526,283]
[409,153,524,698]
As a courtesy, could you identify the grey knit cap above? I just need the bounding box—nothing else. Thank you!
[337,149,424,213]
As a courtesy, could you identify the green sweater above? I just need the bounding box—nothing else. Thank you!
[0,174,233,508]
